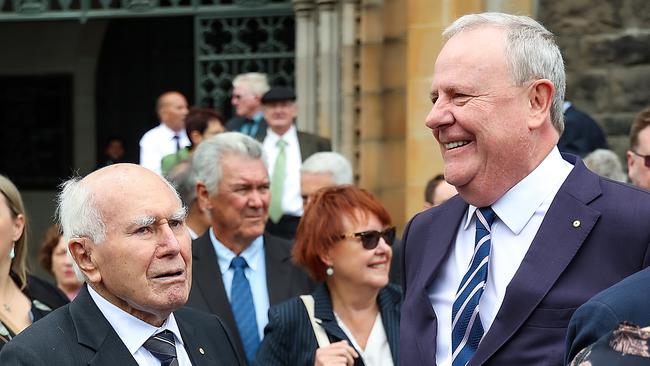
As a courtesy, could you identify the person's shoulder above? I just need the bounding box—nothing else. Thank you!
[263,232,293,251]
[139,124,163,144]
[4,302,73,347]
[24,274,69,309]
[587,267,650,309]
[267,296,305,321]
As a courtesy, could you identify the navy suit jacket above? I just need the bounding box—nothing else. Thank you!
[0,285,244,366]
[186,231,314,361]
[256,283,401,365]
[565,266,650,362]
[400,154,650,365]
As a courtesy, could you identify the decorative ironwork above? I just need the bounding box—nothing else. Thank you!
[195,10,295,113]
[0,0,291,22]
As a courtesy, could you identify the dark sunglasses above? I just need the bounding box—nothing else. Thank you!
[631,150,650,168]
[340,227,396,250]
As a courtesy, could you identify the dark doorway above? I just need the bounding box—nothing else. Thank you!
[95,16,194,166]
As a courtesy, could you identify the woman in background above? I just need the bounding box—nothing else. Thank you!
[39,224,83,300]
[256,185,400,365]
[0,175,68,349]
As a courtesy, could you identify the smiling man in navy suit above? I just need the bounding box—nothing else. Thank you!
[400,12,650,366]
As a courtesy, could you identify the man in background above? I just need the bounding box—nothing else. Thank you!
[627,105,650,190]
[226,73,270,140]
[139,91,190,175]
[300,151,353,207]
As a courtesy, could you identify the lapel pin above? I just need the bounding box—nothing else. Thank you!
[199,347,205,355]
[572,220,581,228]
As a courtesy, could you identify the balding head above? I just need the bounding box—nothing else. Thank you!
[58,164,191,326]
[157,91,189,132]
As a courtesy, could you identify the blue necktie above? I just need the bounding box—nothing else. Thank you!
[142,330,179,366]
[451,207,496,366]
[230,256,260,364]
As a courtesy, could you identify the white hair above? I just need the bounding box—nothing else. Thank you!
[192,132,267,195]
[583,149,628,183]
[444,12,566,134]
[57,177,106,244]
[301,152,353,185]
[233,72,270,97]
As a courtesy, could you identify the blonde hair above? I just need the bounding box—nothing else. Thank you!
[0,175,28,289]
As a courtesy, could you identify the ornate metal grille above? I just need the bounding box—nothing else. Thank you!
[195,8,295,113]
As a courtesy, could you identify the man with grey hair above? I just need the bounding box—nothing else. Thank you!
[186,132,312,365]
[165,160,211,239]
[400,12,650,366]
[0,164,243,365]
[300,151,353,207]
[226,73,270,140]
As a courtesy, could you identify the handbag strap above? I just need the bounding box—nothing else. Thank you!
[300,295,331,347]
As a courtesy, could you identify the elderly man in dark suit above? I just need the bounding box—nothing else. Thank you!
[187,132,313,365]
[400,12,650,366]
[0,164,243,366]
[260,86,332,240]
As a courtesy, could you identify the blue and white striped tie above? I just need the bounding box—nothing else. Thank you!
[451,207,496,366]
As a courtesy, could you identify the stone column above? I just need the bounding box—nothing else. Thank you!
[339,0,359,161]
[293,0,318,133]
[316,0,341,147]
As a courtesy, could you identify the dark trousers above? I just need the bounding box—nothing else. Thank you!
[265,215,301,241]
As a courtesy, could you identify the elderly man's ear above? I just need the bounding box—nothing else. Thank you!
[69,238,101,284]
[527,79,554,130]
[196,182,212,210]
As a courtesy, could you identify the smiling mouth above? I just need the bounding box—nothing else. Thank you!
[368,263,387,270]
[445,140,470,150]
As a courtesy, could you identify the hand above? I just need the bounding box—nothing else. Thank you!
[314,340,359,366]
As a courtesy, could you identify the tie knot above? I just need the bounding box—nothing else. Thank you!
[276,139,287,148]
[143,330,177,366]
[230,256,249,270]
[477,206,496,228]
[172,134,179,140]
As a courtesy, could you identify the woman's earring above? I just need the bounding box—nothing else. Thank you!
[9,242,15,259]
[326,266,334,276]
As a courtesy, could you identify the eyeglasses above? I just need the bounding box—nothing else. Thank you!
[339,227,396,250]
[630,150,650,168]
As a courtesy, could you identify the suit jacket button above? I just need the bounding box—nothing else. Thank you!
[572,220,581,228]
[199,347,205,355]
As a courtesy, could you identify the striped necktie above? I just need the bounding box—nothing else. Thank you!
[143,330,179,366]
[230,256,260,364]
[451,207,496,366]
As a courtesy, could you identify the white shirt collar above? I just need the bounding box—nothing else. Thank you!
[563,101,572,113]
[266,124,298,146]
[209,227,264,273]
[464,147,573,235]
[87,285,185,356]
[159,122,187,140]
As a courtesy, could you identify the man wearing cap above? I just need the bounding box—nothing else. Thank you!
[261,86,331,240]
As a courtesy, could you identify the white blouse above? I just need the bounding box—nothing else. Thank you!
[334,312,394,366]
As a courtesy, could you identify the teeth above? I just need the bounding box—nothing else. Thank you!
[445,141,470,149]
[369,263,386,269]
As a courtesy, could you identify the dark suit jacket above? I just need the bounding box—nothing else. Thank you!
[295,131,332,161]
[256,283,401,366]
[558,105,608,157]
[565,266,650,362]
[226,116,268,141]
[186,231,314,360]
[0,285,244,366]
[400,154,650,366]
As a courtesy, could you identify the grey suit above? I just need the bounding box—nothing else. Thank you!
[186,231,314,361]
[0,285,244,366]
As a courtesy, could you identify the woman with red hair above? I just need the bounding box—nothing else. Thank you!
[256,185,401,365]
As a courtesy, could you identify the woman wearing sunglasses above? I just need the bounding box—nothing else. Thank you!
[256,185,400,366]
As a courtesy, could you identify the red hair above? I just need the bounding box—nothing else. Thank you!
[292,185,392,281]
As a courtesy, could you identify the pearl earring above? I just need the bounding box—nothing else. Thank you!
[326,267,334,276]
[9,241,15,259]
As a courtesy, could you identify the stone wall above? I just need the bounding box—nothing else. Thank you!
[539,0,650,160]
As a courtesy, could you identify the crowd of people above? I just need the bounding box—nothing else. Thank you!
[0,11,649,366]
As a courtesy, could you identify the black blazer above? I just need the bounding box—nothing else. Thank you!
[255,283,401,366]
[186,231,314,360]
[226,116,268,142]
[0,285,244,366]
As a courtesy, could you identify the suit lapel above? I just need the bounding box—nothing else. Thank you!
[377,286,401,363]
[413,197,467,363]
[297,132,316,161]
[191,232,244,354]
[312,285,350,343]
[176,312,218,366]
[264,233,294,305]
[70,286,138,366]
[471,156,602,365]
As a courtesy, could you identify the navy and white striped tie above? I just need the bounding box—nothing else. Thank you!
[143,330,179,366]
[451,207,496,366]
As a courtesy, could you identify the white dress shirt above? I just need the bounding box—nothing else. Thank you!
[209,228,269,340]
[263,125,304,217]
[139,123,190,175]
[429,147,573,365]
[336,312,394,366]
[88,286,192,366]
